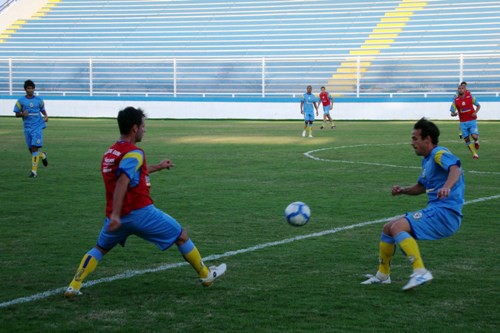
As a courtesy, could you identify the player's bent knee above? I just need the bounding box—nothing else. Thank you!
[175,228,189,245]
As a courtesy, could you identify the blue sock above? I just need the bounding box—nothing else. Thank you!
[177,239,195,255]
[87,247,103,261]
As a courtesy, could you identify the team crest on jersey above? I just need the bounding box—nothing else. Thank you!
[412,212,423,220]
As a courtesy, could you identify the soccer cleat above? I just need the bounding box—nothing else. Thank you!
[320,126,324,129]
[308,135,313,138]
[331,126,336,129]
[42,152,48,167]
[402,270,433,291]
[459,134,463,139]
[200,263,227,287]
[473,154,479,160]
[361,273,391,285]
[29,171,37,178]
[64,287,83,298]
[302,130,306,137]
[474,142,480,150]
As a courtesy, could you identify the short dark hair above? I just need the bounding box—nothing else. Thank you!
[117,107,145,135]
[24,80,35,89]
[460,81,467,86]
[414,117,439,145]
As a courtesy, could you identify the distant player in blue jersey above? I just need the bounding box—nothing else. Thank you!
[13,80,49,178]
[362,118,465,290]
[300,85,318,138]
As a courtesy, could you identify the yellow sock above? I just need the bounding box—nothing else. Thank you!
[467,142,477,156]
[31,154,39,173]
[378,241,395,275]
[183,247,209,279]
[69,254,99,290]
[331,121,335,127]
[398,237,425,271]
[308,127,312,135]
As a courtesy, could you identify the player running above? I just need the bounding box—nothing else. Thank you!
[450,84,481,159]
[13,80,49,178]
[450,81,470,139]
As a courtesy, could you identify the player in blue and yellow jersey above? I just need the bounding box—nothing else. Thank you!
[64,107,226,298]
[362,118,464,290]
[300,85,319,138]
[13,80,49,178]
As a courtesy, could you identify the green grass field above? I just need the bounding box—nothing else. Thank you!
[0,117,499,332]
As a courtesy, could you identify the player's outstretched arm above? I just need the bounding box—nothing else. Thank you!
[392,183,426,196]
[148,159,174,173]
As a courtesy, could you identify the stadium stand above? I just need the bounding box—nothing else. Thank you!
[0,0,499,96]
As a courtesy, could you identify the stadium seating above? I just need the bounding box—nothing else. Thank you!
[0,0,499,96]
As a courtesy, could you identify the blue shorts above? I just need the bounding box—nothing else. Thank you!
[322,105,331,115]
[405,206,462,240]
[304,112,315,122]
[24,127,44,148]
[459,120,479,138]
[97,204,182,251]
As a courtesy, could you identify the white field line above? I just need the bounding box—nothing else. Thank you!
[1,194,499,309]
[304,143,500,175]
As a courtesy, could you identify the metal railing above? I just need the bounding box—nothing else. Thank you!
[1,53,499,98]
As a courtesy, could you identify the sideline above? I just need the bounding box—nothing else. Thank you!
[1,194,499,309]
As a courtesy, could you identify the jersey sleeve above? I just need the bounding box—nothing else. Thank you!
[13,100,22,113]
[434,149,461,171]
[40,99,46,112]
[118,149,144,187]
[472,96,480,107]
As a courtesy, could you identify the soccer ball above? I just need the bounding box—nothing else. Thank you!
[285,201,311,227]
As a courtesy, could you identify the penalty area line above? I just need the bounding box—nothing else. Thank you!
[1,194,499,309]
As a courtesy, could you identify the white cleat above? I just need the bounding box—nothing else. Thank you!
[361,273,391,285]
[308,135,313,138]
[402,270,433,291]
[200,263,227,287]
[64,286,82,298]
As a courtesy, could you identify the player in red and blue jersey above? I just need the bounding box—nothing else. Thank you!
[450,81,470,139]
[451,84,481,159]
[65,107,226,298]
[318,86,335,129]
[13,80,48,178]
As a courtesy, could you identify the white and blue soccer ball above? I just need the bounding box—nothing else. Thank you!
[285,201,311,227]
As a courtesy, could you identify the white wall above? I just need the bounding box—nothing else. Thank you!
[1,97,498,120]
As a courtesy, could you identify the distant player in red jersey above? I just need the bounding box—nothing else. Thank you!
[451,85,481,159]
[450,81,470,139]
[65,107,226,298]
[318,86,335,129]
